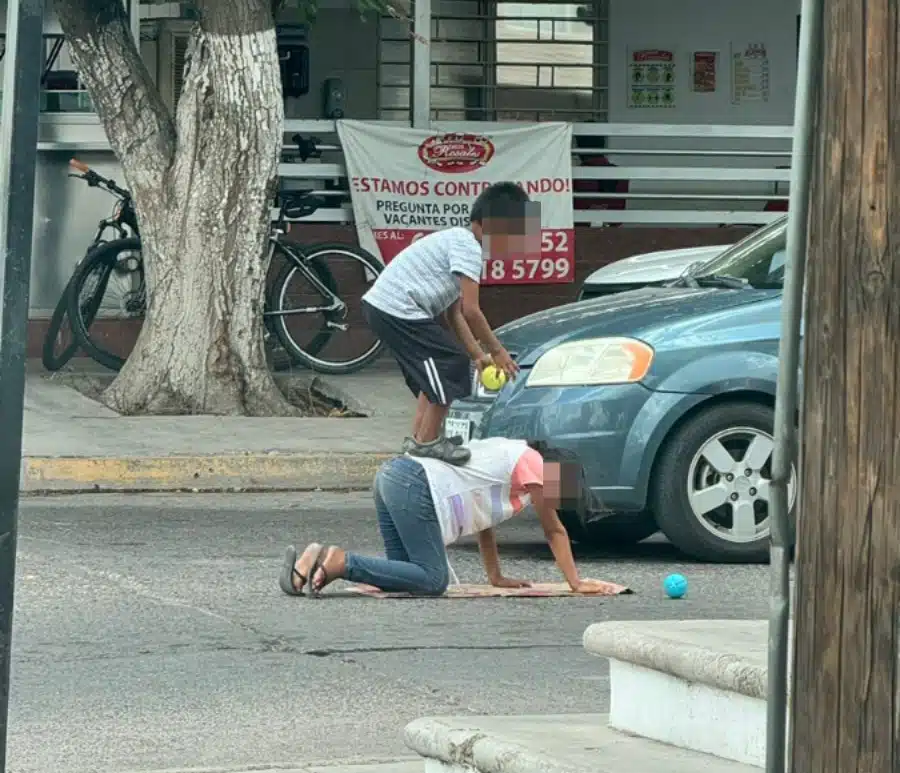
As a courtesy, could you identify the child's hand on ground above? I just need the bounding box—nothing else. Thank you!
[490,576,532,589]
[572,579,610,594]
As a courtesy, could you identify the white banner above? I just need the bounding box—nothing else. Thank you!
[337,120,575,285]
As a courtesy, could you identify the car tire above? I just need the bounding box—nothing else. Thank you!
[652,401,796,563]
[559,509,659,546]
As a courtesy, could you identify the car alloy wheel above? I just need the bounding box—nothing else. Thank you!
[686,426,797,544]
[652,401,797,562]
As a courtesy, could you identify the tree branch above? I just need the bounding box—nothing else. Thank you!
[53,0,176,193]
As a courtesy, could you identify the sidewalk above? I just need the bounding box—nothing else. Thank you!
[404,715,759,773]
[21,359,414,494]
[242,762,421,773]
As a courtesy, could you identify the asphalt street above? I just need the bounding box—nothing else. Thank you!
[9,492,774,773]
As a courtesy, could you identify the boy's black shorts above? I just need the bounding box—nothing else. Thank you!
[363,301,472,407]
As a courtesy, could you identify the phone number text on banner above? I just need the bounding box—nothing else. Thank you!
[337,120,575,286]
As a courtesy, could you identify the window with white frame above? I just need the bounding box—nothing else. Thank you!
[376,0,608,122]
[495,1,597,92]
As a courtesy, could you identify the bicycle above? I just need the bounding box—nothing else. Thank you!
[41,159,138,371]
[265,191,385,375]
[64,161,385,375]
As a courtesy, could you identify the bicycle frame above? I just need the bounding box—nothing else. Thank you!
[262,236,347,324]
[261,192,348,326]
[90,213,132,248]
[70,159,139,254]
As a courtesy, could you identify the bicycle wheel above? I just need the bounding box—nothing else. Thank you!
[67,237,145,372]
[41,279,79,371]
[43,252,114,371]
[269,242,384,375]
[264,244,339,370]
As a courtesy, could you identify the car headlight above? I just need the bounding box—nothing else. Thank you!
[527,337,654,387]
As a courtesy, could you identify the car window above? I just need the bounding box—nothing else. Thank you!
[691,216,787,289]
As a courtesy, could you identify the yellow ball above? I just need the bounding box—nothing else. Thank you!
[481,365,507,391]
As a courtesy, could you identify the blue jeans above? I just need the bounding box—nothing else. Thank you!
[344,457,449,595]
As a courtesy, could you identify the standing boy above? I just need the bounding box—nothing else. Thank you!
[361,182,526,465]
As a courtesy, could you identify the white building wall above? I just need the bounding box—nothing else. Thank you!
[597,0,800,217]
[279,5,379,120]
[608,0,801,125]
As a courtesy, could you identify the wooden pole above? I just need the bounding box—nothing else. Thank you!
[790,0,900,770]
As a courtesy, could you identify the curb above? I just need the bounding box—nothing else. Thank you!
[582,620,769,700]
[21,452,392,494]
[404,718,585,773]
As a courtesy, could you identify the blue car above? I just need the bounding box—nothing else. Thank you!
[445,215,796,563]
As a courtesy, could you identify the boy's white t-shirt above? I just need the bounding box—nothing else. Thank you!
[412,438,540,546]
[362,227,483,320]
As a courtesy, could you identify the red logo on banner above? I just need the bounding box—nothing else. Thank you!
[417,133,495,174]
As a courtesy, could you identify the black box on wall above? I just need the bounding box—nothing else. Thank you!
[277,24,310,98]
[323,77,346,119]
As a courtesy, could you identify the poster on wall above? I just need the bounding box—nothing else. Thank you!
[336,120,575,286]
[627,49,676,109]
[691,51,718,93]
[731,42,770,104]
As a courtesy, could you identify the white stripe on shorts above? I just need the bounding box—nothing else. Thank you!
[424,357,447,404]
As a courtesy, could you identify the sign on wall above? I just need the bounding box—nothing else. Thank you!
[731,42,770,104]
[692,51,718,93]
[628,49,676,109]
[337,121,575,285]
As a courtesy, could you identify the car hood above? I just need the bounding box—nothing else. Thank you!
[582,244,731,286]
[498,286,774,366]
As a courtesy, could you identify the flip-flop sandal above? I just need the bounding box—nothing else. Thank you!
[278,544,322,596]
[308,546,339,598]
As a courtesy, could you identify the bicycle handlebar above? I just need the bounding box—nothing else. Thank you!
[69,158,131,199]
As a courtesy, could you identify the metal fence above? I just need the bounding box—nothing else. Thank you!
[281,118,793,227]
[376,0,609,122]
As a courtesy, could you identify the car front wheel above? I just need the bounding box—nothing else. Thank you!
[652,401,796,563]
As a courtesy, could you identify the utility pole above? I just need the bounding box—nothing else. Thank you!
[790,0,900,771]
[0,0,45,768]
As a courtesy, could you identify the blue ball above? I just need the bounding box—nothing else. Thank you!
[663,573,688,599]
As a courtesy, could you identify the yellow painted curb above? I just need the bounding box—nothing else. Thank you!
[21,453,394,493]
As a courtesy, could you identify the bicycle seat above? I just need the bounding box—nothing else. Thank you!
[281,193,325,220]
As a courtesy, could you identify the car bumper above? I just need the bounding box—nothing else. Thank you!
[447,381,704,512]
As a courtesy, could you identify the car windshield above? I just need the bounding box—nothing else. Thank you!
[688,216,787,290]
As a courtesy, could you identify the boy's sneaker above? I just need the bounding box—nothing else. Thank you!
[405,435,471,465]
[401,435,464,454]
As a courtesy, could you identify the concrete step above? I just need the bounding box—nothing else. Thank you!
[403,714,760,773]
[583,619,778,768]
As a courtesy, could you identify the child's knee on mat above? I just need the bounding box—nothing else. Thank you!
[421,567,449,596]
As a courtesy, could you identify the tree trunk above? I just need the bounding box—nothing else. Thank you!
[790,0,900,770]
[54,0,295,415]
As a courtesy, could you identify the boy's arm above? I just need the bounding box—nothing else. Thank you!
[445,301,489,367]
[457,276,520,379]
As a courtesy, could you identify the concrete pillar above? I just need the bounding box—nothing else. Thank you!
[411,0,432,128]
[124,0,140,45]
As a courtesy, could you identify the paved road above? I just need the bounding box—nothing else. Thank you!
[9,493,773,773]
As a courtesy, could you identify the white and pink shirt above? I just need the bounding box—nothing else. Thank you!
[413,438,544,546]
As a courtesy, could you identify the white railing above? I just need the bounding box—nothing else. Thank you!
[279,119,793,227]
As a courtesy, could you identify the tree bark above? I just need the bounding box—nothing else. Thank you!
[790,0,900,770]
[54,0,295,415]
